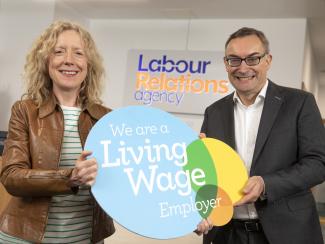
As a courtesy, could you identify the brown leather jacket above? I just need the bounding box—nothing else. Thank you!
[0,95,115,243]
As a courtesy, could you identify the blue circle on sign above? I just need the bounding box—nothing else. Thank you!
[85,106,201,239]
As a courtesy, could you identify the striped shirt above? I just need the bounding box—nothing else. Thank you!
[0,106,94,244]
[43,106,93,243]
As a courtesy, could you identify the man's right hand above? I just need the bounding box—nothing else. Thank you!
[194,218,213,235]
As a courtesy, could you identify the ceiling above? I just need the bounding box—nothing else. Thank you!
[61,0,325,85]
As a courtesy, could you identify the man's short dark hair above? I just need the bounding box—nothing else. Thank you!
[225,27,270,54]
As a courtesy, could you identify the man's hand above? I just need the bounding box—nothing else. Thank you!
[234,176,265,206]
[195,218,213,236]
[70,151,98,187]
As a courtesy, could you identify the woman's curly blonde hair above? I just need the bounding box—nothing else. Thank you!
[23,20,104,107]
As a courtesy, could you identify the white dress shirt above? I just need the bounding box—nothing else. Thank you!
[232,80,268,220]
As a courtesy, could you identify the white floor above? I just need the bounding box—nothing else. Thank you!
[105,221,202,244]
[106,220,325,244]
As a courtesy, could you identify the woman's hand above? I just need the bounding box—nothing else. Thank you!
[70,151,98,187]
[199,133,206,139]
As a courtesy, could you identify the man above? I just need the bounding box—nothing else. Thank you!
[200,27,325,244]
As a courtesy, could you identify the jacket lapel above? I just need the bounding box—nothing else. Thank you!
[39,93,58,119]
[222,95,236,149]
[251,81,283,172]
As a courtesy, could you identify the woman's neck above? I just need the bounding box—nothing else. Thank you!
[53,89,79,107]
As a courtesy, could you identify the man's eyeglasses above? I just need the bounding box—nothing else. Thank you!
[225,53,267,67]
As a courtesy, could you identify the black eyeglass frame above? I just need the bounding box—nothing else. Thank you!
[224,53,267,67]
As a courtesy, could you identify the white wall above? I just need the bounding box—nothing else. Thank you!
[90,18,307,133]
[187,19,306,88]
[318,85,325,118]
[0,0,93,131]
[0,0,55,130]
[0,14,308,132]
[53,0,89,28]
[302,24,320,100]
[89,19,190,111]
[0,8,314,243]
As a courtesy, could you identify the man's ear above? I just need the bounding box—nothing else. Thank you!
[265,54,273,69]
[224,57,231,72]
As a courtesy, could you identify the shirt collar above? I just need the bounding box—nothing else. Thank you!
[39,92,105,120]
[233,80,269,105]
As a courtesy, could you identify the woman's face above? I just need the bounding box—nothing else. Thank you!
[48,30,88,96]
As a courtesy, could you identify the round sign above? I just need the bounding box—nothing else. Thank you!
[85,106,248,239]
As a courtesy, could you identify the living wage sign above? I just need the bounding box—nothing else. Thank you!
[85,106,248,239]
[123,50,234,115]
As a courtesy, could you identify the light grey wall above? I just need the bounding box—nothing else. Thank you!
[1,3,321,242]
[0,0,55,130]
[53,0,89,27]
[302,25,320,99]
[0,8,309,132]
[90,18,307,133]
[318,85,325,118]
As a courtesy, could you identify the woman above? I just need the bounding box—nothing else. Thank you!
[0,21,115,243]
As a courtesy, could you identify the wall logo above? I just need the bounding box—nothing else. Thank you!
[135,54,228,106]
[85,106,247,239]
[124,50,233,115]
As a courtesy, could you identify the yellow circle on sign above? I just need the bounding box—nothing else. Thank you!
[201,138,248,204]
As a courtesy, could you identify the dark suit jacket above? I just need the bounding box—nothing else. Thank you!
[201,81,325,244]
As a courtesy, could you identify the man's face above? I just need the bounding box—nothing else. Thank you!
[224,35,272,100]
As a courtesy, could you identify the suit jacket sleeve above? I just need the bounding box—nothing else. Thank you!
[263,93,325,201]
